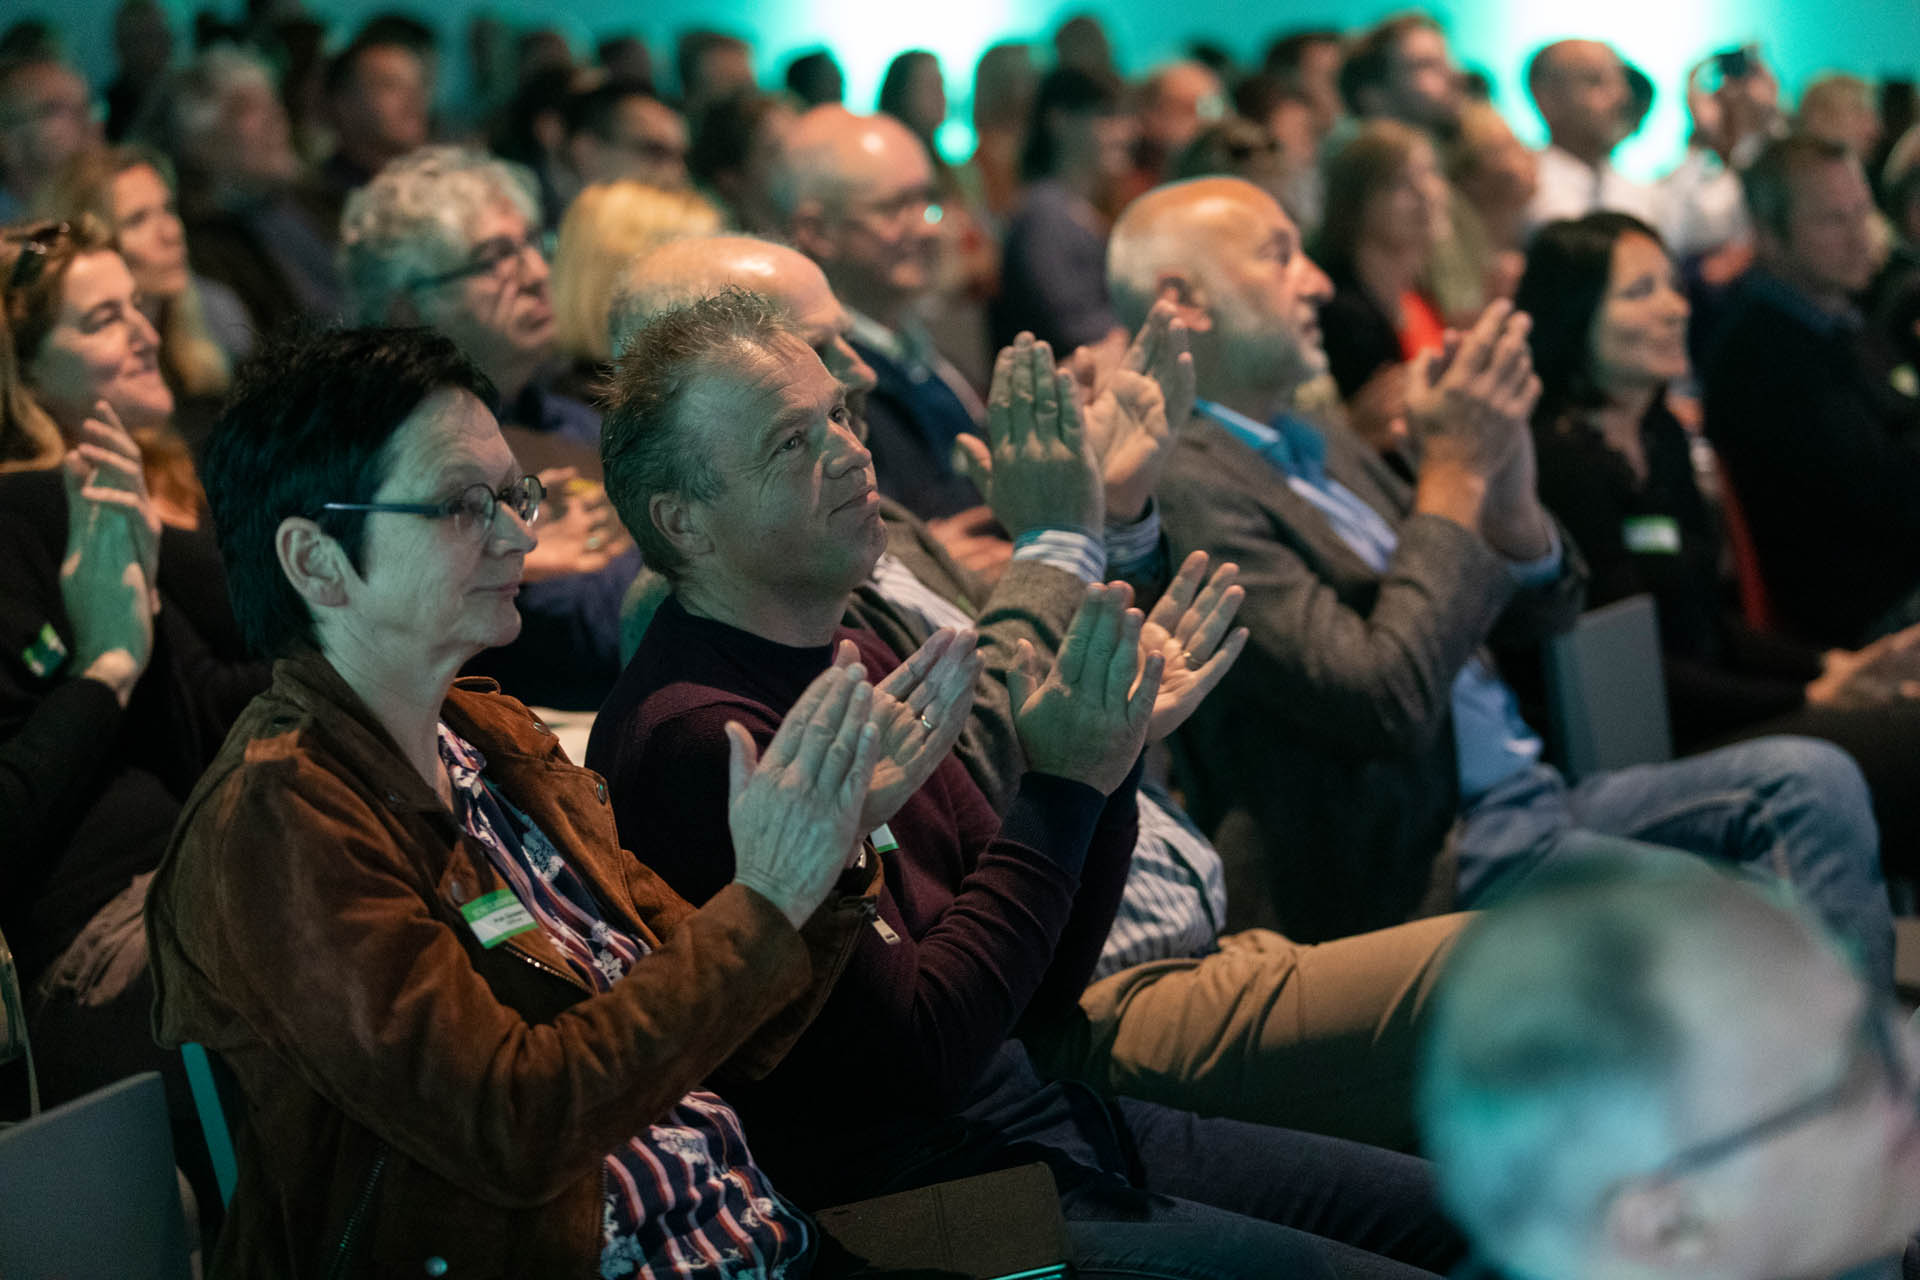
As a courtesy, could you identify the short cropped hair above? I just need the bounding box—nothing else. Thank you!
[201,327,494,657]
[563,78,666,143]
[1338,13,1440,116]
[1418,855,1827,1277]
[339,145,541,324]
[600,288,797,579]
[1742,133,1854,242]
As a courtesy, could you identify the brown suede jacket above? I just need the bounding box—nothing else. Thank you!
[145,653,880,1278]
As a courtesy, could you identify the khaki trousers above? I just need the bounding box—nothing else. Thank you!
[1027,913,1470,1153]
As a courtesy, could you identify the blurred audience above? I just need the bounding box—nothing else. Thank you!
[674,29,754,121]
[688,89,793,234]
[550,178,721,381]
[783,48,844,108]
[1052,13,1118,78]
[1446,101,1537,301]
[0,55,98,223]
[104,0,172,142]
[1704,135,1915,649]
[151,45,343,333]
[318,26,432,209]
[965,42,1039,224]
[339,146,639,709]
[992,67,1131,355]
[1314,120,1450,452]
[1526,40,1659,229]
[1263,29,1346,142]
[563,79,688,192]
[1132,60,1226,192]
[1801,73,1884,158]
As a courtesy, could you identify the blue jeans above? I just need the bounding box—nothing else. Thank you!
[1054,1097,1459,1280]
[1452,737,1892,989]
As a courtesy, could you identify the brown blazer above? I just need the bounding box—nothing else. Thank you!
[145,653,878,1278]
[1156,415,1586,943]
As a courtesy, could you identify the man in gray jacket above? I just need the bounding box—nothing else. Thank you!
[1114,176,1891,990]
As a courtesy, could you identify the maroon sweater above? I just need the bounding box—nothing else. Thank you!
[586,594,1141,1201]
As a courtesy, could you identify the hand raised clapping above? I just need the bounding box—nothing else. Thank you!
[1139,551,1248,742]
[1009,582,1162,795]
[956,333,1105,539]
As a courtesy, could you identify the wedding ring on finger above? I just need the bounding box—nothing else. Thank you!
[586,533,605,551]
[918,713,936,732]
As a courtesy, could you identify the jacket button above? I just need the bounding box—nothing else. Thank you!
[596,782,607,803]
[424,1258,448,1276]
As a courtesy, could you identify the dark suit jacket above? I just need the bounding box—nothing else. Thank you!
[1155,416,1586,942]
[855,338,986,521]
[1703,275,1920,647]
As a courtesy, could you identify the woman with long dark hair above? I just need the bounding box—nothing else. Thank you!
[1520,211,1920,872]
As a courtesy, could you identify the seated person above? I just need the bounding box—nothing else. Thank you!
[2,219,266,1123]
[145,325,889,1275]
[1421,851,1920,1280]
[587,289,1466,1278]
[154,47,344,332]
[1115,178,1892,988]
[610,233,1471,1154]
[1523,212,1920,873]
[339,147,641,710]
[1315,120,1451,458]
[1703,135,1920,648]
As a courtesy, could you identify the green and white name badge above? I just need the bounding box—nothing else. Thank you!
[1622,515,1681,555]
[460,889,537,948]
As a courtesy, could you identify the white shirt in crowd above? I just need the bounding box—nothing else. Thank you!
[1527,143,1663,232]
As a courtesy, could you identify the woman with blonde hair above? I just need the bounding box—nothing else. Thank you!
[550,179,722,372]
[43,145,252,434]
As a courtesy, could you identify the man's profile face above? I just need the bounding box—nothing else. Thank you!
[585,96,689,190]
[1653,930,1920,1278]
[1195,187,1333,392]
[339,44,430,161]
[1784,158,1876,298]
[818,125,943,307]
[1387,28,1461,134]
[422,200,555,379]
[680,334,886,598]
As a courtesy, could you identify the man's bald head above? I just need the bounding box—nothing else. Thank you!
[610,233,876,405]
[1526,39,1628,161]
[1109,177,1332,403]
[772,105,943,322]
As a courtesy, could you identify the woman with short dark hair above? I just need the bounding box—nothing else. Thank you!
[146,323,895,1275]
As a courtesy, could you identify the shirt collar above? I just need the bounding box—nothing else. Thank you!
[1195,398,1329,484]
[847,307,939,371]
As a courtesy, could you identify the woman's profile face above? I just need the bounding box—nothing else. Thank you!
[327,388,535,668]
[108,163,190,301]
[1590,232,1690,395]
[1362,138,1446,255]
[25,249,173,436]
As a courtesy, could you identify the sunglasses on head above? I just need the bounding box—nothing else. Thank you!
[3,222,72,295]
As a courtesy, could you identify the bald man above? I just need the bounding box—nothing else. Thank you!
[1422,852,1920,1280]
[774,106,989,525]
[1110,177,1892,991]
[1526,39,1660,228]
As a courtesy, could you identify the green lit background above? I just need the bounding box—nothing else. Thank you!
[39,0,1920,181]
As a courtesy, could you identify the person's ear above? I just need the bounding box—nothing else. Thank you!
[275,515,356,615]
[650,490,714,565]
[1155,271,1213,333]
[1606,1180,1715,1269]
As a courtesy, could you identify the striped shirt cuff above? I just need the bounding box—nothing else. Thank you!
[1506,524,1564,587]
[1103,500,1163,579]
[1012,528,1107,584]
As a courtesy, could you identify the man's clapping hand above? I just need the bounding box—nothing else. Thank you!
[1008,582,1162,795]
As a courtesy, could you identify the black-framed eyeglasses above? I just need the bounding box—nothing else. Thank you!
[4,222,71,294]
[1634,1003,1911,1185]
[404,228,551,292]
[319,474,545,537]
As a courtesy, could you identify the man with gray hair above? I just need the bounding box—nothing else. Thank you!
[340,146,639,708]
[600,233,1472,1154]
[155,45,343,331]
[1420,852,1920,1280]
